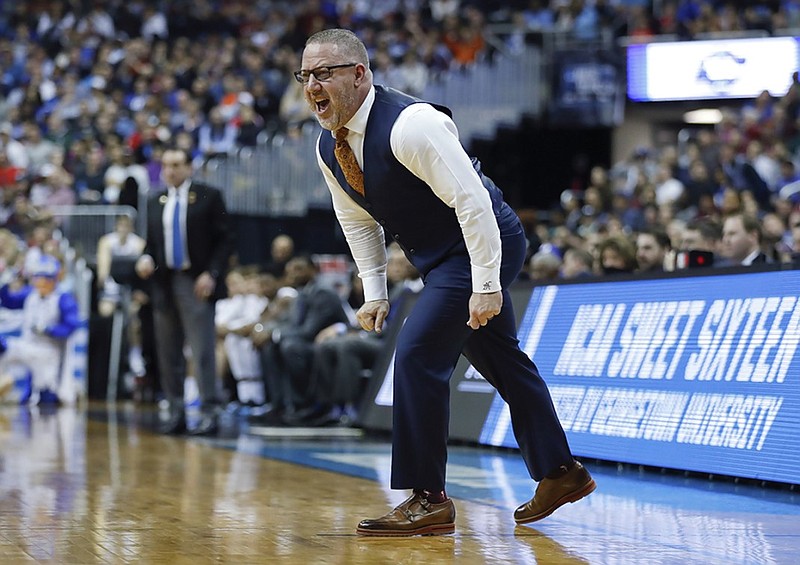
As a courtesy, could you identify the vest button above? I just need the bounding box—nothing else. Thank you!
[379,220,386,225]
[393,234,400,240]
[409,249,415,254]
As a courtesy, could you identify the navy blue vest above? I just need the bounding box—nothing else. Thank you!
[320,86,511,275]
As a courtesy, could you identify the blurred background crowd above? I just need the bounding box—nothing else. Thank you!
[0,0,799,422]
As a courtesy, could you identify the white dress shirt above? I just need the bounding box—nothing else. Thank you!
[316,87,502,302]
[163,180,190,269]
[741,249,761,266]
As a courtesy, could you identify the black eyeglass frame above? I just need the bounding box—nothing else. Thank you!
[293,63,358,84]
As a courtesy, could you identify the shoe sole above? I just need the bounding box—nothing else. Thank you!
[514,479,597,525]
[356,522,455,537]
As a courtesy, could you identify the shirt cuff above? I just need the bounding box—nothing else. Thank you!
[362,274,388,302]
[472,264,501,293]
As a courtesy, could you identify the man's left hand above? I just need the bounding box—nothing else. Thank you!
[467,291,502,330]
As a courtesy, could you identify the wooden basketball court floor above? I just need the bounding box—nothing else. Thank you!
[1,403,799,564]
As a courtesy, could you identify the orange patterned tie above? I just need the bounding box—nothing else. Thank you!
[334,127,364,196]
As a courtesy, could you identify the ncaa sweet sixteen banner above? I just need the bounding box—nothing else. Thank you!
[479,270,800,484]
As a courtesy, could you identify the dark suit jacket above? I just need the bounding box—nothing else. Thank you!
[143,181,233,303]
[750,252,772,265]
[278,279,348,344]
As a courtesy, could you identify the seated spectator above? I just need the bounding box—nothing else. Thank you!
[28,164,76,211]
[396,51,429,97]
[215,269,245,393]
[249,255,349,425]
[261,234,295,281]
[236,104,265,148]
[293,245,422,426]
[442,13,486,69]
[102,145,130,205]
[0,255,80,405]
[215,268,269,407]
[560,247,595,279]
[681,217,721,249]
[73,145,108,204]
[597,234,637,275]
[720,212,773,266]
[528,249,562,281]
[96,213,152,399]
[676,217,722,269]
[0,123,29,170]
[761,212,789,262]
[0,228,24,288]
[790,215,800,266]
[95,215,146,315]
[635,227,672,273]
[22,225,56,280]
[653,163,685,208]
[23,122,57,172]
[683,159,719,212]
[0,149,22,189]
[279,80,315,132]
[523,0,556,31]
[197,106,238,159]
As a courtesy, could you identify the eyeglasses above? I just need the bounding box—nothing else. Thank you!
[293,63,357,84]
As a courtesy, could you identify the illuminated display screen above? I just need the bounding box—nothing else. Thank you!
[627,37,799,101]
[479,270,800,484]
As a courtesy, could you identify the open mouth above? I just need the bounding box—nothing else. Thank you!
[315,98,330,113]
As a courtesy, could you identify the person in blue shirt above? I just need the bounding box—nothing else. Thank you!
[0,255,80,405]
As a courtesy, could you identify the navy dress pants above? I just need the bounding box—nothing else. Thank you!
[390,211,573,490]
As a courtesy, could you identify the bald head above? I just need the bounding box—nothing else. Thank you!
[301,28,373,132]
[305,29,370,69]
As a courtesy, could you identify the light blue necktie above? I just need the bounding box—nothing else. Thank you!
[172,196,183,269]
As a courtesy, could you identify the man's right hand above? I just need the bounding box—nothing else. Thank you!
[356,300,390,334]
[135,255,155,279]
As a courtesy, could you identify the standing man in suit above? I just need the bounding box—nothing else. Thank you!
[135,147,233,436]
[299,29,594,536]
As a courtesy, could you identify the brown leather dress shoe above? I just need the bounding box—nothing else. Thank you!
[514,461,596,524]
[357,492,456,536]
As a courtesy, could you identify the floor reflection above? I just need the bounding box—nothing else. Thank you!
[1,403,798,564]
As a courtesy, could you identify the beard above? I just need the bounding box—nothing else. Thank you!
[314,89,359,131]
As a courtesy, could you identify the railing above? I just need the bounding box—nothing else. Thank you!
[48,205,138,264]
[197,125,332,217]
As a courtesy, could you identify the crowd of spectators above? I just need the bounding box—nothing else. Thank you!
[0,0,797,236]
[0,1,799,417]
[523,77,800,279]
[512,0,800,43]
[207,236,422,426]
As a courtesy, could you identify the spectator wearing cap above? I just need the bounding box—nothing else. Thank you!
[0,254,81,405]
